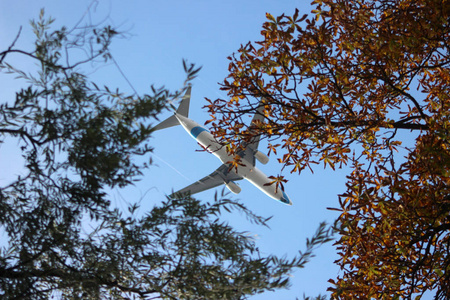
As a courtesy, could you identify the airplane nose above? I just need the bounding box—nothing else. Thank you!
[281,191,293,205]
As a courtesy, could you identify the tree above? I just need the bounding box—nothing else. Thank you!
[0,10,333,299]
[206,0,450,298]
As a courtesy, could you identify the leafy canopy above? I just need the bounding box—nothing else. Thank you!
[0,10,332,299]
[206,0,450,298]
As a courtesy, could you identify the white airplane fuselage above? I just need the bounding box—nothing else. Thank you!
[175,114,292,205]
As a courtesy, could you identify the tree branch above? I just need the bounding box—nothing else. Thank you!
[0,26,22,64]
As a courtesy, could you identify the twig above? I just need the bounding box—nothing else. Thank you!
[0,26,22,64]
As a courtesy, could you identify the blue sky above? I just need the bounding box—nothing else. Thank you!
[0,1,352,298]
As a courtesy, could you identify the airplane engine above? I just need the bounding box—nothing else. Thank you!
[225,181,241,194]
[255,150,269,165]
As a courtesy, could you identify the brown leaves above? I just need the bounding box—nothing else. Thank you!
[265,175,287,193]
[206,0,450,298]
[332,134,450,298]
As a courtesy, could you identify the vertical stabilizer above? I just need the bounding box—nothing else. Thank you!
[176,86,191,117]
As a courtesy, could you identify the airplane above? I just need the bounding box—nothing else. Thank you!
[153,86,292,205]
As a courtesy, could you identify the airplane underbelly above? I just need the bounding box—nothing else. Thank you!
[238,165,281,199]
[196,131,233,163]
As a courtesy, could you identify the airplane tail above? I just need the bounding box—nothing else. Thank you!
[153,86,191,131]
[176,86,191,117]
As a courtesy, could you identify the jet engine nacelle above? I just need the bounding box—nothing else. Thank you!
[254,150,269,165]
[225,181,241,194]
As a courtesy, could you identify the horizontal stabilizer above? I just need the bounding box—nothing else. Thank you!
[152,114,179,131]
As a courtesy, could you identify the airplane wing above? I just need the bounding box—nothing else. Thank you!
[170,164,243,197]
[246,102,265,151]
[239,102,266,166]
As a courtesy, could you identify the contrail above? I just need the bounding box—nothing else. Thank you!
[152,153,192,182]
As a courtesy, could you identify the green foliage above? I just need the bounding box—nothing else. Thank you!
[0,10,333,299]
